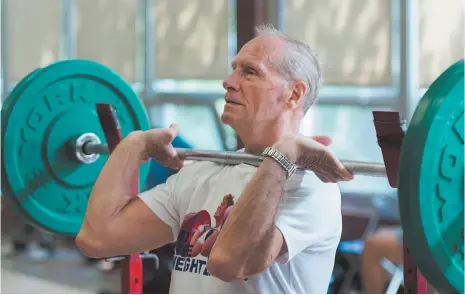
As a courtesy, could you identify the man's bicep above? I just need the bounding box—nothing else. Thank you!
[90,175,181,257]
[106,197,175,254]
[77,197,175,258]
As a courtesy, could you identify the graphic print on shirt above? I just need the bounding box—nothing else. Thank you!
[173,194,235,277]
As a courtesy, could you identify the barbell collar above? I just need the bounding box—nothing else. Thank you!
[74,133,102,164]
[78,140,387,178]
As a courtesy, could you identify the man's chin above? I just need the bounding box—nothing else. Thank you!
[220,113,236,127]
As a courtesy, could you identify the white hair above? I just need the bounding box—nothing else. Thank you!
[255,24,323,113]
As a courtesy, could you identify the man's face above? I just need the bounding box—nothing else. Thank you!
[221,36,289,130]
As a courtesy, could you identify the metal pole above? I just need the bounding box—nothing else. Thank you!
[390,0,402,94]
[60,0,74,59]
[400,0,420,123]
[142,0,154,97]
[399,1,428,293]
[82,142,110,155]
[1,0,9,101]
[62,0,76,59]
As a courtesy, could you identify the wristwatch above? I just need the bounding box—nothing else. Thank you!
[262,147,297,179]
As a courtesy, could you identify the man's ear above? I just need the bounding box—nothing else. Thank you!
[285,80,307,110]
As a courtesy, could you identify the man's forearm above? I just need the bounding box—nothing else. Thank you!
[241,225,286,276]
[211,156,287,270]
[83,132,146,232]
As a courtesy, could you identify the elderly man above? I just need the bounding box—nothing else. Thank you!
[76,24,353,293]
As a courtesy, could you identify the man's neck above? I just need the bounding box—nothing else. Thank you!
[238,119,299,155]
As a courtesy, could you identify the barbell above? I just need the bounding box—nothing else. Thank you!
[75,132,388,177]
[1,59,463,293]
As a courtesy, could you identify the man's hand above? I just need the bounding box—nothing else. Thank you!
[142,124,184,170]
[273,134,353,183]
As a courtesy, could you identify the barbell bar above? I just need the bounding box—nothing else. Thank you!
[77,133,387,178]
[1,59,463,293]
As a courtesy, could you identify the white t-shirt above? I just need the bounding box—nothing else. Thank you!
[139,160,342,294]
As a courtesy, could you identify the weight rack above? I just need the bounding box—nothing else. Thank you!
[96,103,144,294]
[373,111,429,294]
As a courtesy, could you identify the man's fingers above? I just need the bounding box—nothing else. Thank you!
[322,169,339,183]
[311,135,332,146]
[315,172,331,183]
[320,151,354,182]
[172,158,184,170]
[141,156,150,164]
[312,155,354,182]
[332,160,354,181]
[339,168,354,181]
[168,123,180,138]
[166,145,184,169]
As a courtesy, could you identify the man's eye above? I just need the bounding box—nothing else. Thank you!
[243,67,256,75]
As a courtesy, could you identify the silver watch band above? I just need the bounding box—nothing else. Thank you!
[262,147,297,179]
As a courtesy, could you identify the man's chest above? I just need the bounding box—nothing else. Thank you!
[172,165,255,270]
[180,164,255,217]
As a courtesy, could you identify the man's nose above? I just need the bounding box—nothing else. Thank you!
[223,72,239,91]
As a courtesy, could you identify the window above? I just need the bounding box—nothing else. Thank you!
[5,0,60,81]
[419,0,464,88]
[75,0,139,83]
[153,0,230,80]
[283,0,392,86]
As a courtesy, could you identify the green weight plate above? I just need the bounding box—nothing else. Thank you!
[399,59,464,293]
[1,67,43,124]
[1,68,45,216]
[1,59,151,236]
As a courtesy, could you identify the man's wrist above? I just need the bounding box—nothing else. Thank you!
[124,131,148,160]
[271,140,299,164]
[262,146,298,179]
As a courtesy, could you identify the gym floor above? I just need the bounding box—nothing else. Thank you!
[1,241,119,294]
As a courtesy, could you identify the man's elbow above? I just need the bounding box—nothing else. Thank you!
[75,229,106,258]
[207,254,245,282]
[207,251,270,282]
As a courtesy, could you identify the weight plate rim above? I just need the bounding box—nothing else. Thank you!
[1,67,49,229]
[1,67,44,135]
[1,65,86,236]
[2,60,151,236]
[399,59,464,293]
